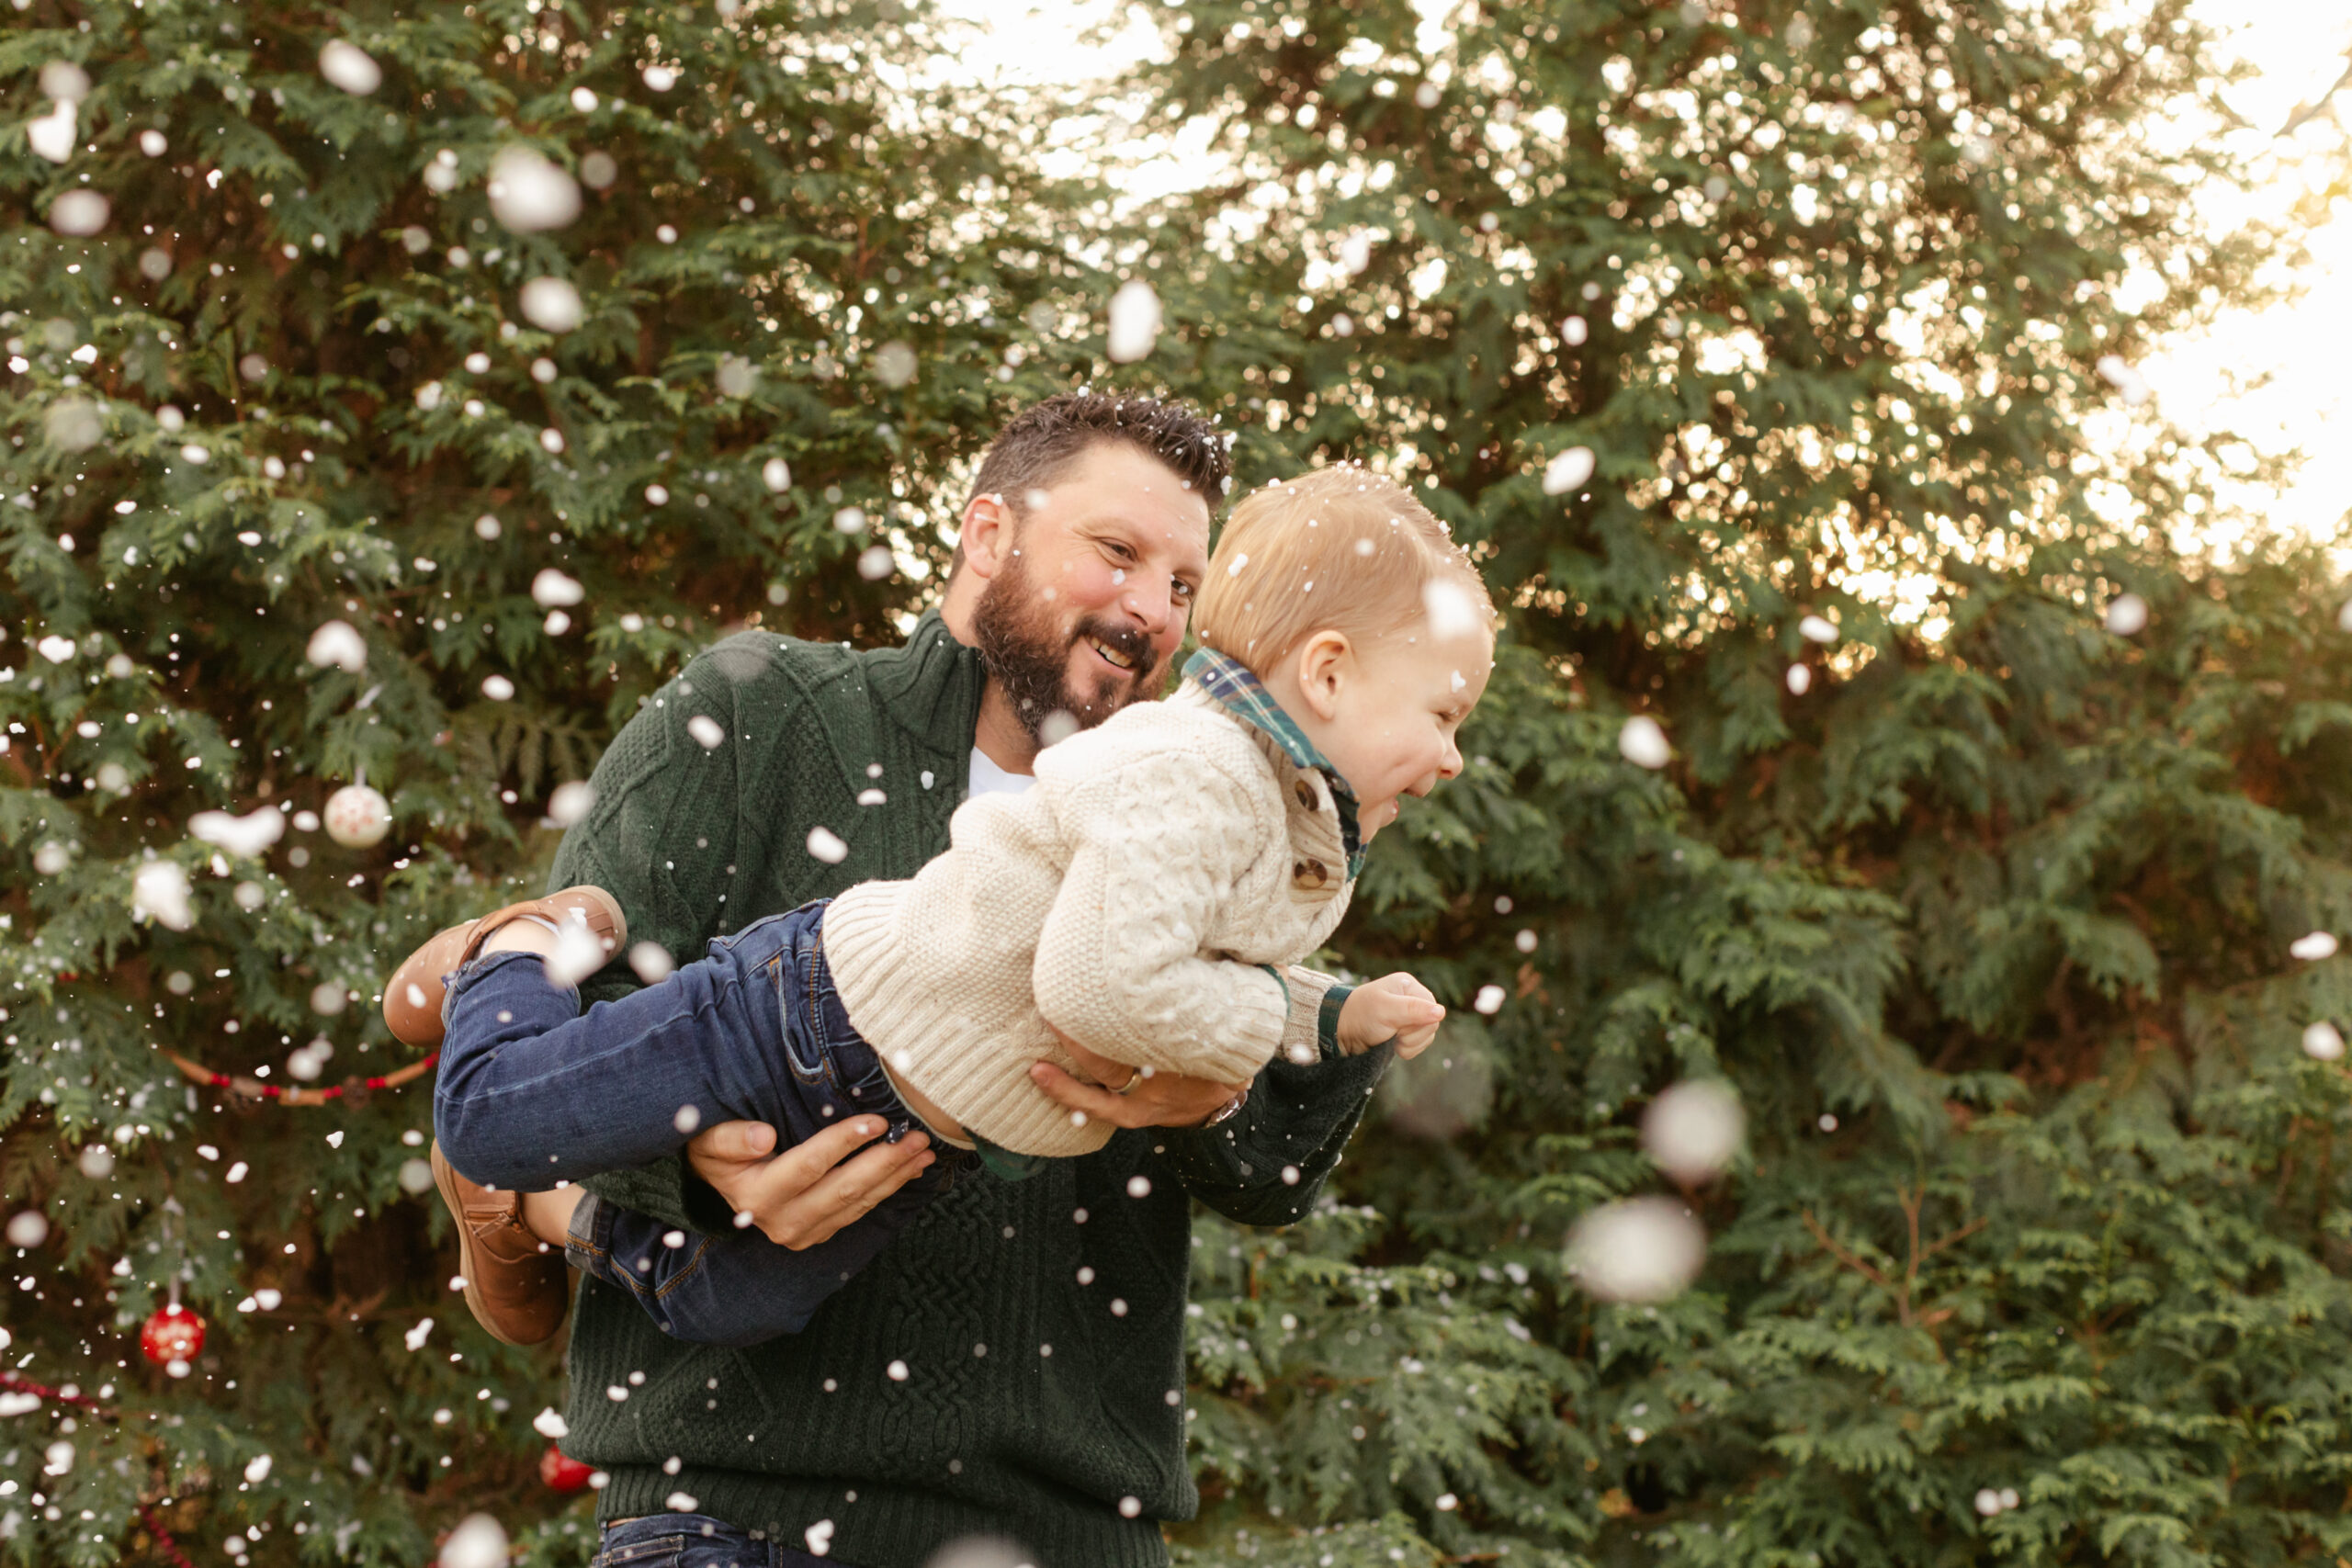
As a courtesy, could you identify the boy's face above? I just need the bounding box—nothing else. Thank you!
[1309,615,1495,840]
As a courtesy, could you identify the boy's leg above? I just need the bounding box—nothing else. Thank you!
[428,910,807,1345]
[432,909,824,1192]
[542,924,963,1347]
[433,902,955,1346]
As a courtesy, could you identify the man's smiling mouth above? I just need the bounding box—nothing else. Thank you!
[1087,636,1136,671]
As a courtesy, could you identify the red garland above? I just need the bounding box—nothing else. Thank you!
[190,1054,434,1100]
[0,1375,201,1568]
[0,1370,106,1411]
[165,1049,438,1107]
[139,1505,199,1568]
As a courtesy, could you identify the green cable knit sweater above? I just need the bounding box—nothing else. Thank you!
[548,610,1389,1568]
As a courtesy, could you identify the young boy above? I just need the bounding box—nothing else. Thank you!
[392,465,1497,1347]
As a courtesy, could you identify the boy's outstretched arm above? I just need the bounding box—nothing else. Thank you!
[1031,970,1442,1227]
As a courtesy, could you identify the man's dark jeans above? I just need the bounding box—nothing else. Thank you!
[434,900,963,1346]
[589,1512,849,1568]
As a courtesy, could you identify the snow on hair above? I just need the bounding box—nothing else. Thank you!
[1193,466,1495,677]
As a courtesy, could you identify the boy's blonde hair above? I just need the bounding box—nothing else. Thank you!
[1193,466,1496,677]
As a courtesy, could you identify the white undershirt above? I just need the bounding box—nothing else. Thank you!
[967,746,1035,800]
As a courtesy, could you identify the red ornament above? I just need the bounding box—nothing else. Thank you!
[538,1444,595,1493]
[140,1304,205,1368]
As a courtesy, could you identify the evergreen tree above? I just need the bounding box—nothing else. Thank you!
[0,2,1102,1563]
[6,1,2349,1566]
[1120,3,2352,1565]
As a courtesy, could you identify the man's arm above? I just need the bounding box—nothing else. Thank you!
[1034,978,1401,1227]
[1158,978,1396,1227]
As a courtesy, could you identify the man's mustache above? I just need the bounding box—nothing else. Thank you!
[1070,617,1157,684]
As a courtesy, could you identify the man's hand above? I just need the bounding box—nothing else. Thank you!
[684,1118,933,1250]
[1338,973,1445,1058]
[1029,1031,1248,1131]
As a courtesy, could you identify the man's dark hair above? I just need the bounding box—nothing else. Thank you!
[948,392,1230,577]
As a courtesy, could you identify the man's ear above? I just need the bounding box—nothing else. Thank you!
[957,492,1018,582]
[1290,629,1354,722]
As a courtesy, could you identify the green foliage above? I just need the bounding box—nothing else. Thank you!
[0,0,1102,1562]
[1126,3,2352,1566]
[5,0,2350,1565]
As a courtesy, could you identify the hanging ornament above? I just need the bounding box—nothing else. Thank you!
[538,1444,596,1493]
[140,1303,205,1371]
[322,784,392,849]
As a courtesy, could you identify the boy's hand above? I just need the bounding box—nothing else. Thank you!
[1338,973,1444,1058]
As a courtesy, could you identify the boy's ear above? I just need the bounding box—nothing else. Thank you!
[1290,629,1353,721]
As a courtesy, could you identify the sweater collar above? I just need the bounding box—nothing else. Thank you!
[1182,648,1364,879]
[867,607,989,754]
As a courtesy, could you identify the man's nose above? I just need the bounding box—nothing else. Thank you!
[1123,575,1177,638]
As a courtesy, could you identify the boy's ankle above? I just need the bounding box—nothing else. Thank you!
[479,915,561,958]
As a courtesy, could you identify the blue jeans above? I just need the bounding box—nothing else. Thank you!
[590,1513,849,1568]
[434,900,964,1346]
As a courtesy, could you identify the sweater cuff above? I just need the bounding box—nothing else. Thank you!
[1277,966,1344,1066]
[1317,982,1355,1061]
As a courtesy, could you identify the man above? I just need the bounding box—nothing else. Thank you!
[447,393,1396,1567]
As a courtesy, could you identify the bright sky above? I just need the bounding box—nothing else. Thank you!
[937,0,2352,554]
[2153,0,2352,552]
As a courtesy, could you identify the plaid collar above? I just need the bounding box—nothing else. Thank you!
[1183,648,1364,879]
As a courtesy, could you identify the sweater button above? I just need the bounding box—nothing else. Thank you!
[1294,780,1316,809]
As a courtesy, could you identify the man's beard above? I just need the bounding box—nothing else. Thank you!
[970,550,1159,746]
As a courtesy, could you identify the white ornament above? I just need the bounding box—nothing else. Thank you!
[322,784,392,849]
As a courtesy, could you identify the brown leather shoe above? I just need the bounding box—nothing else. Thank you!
[431,1140,570,1346]
[383,886,628,1047]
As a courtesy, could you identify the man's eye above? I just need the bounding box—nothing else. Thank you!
[1172,580,1196,601]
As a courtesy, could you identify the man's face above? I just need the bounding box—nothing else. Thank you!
[969,441,1213,742]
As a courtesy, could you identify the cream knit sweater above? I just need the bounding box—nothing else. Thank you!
[821,682,1356,1158]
